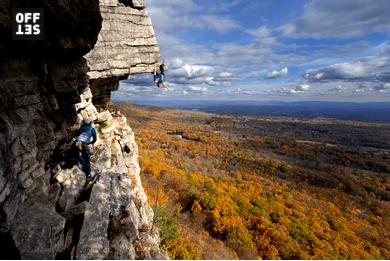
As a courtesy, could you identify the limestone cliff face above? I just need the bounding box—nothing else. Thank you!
[86,0,159,105]
[0,0,164,259]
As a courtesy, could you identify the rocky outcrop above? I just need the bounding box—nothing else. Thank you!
[87,0,159,79]
[76,110,164,259]
[0,0,164,259]
[52,103,165,259]
[85,0,159,105]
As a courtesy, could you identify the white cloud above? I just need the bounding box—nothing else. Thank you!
[199,15,240,34]
[143,0,389,101]
[280,0,390,39]
[314,72,324,80]
[170,58,185,69]
[270,87,294,95]
[167,58,234,86]
[304,45,390,83]
[186,86,208,93]
[122,57,235,89]
[351,82,390,94]
[353,84,373,94]
[246,26,278,45]
[153,32,215,65]
[171,63,214,80]
[373,82,390,92]
[267,67,288,79]
[123,73,153,86]
[328,85,347,93]
[115,81,161,98]
[295,84,310,92]
[146,0,239,34]
[271,83,310,95]
[146,0,310,89]
[212,71,235,83]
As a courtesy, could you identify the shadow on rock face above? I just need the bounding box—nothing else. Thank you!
[0,208,21,259]
[46,142,80,172]
[0,0,102,57]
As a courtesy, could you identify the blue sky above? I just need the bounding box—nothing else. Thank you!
[116,0,390,101]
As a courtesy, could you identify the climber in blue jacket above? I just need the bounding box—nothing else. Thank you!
[153,63,169,89]
[75,118,97,178]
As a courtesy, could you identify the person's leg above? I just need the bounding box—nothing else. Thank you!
[161,82,169,89]
[81,144,91,177]
[75,142,85,168]
[153,64,158,83]
[156,74,163,87]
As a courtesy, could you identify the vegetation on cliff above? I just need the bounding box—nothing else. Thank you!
[116,103,390,260]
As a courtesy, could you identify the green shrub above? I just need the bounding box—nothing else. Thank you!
[154,207,180,244]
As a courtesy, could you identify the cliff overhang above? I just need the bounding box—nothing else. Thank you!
[0,0,164,259]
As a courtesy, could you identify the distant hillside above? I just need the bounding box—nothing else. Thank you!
[115,102,390,260]
[127,100,390,123]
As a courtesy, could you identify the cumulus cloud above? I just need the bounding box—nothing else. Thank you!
[373,82,390,92]
[146,0,199,32]
[186,86,208,93]
[280,0,390,39]
[146,0,239,34]
[153,32,215,65]
[207,72,235,86]
[352,82,390,94]
[167,58,234,86]
[328,85,347,93]
[199,15,240,34]
[121,58,235,90]
[170,64,214,81]
[231,88,257,96]
[246,26,278,45]
[294,84,310,92]
[145,1,242,70]
[271,84,310,95]
[123,74,154,87]
[143,0,388,101]
[169,57,185,69]
[353,83,373,94]
[270,87,292,95]
[114,81,165,99]
[116,79,211,99]
[146,0,311,90]
[303,46,390,83]
[267,67,288,79]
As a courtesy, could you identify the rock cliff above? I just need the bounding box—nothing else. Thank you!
[86,0,159,105]
[0,0,164,259]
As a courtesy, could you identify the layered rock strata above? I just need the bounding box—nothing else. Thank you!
[86,0,159,105]
[0,0,163,259]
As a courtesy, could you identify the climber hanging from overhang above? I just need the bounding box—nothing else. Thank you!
[153,62,169,89]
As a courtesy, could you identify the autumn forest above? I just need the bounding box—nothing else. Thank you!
[114,103,389,260]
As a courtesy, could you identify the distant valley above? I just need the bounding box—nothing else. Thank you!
[127,100,390,123]
[114,102,390,259]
